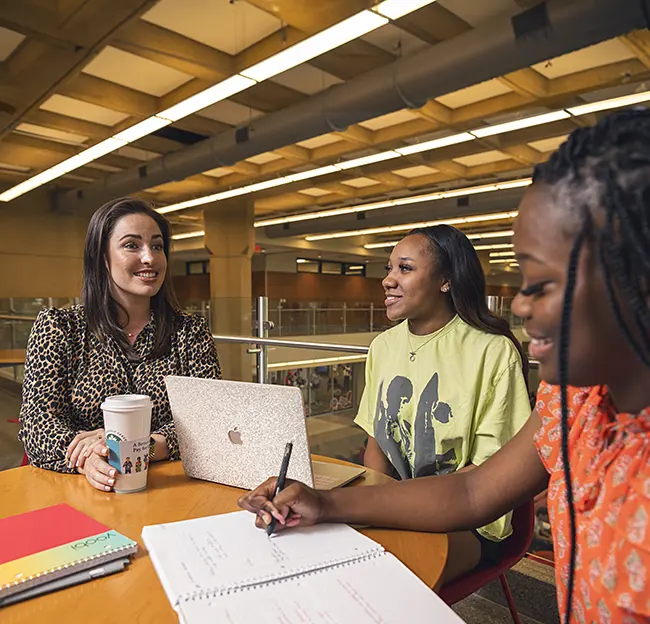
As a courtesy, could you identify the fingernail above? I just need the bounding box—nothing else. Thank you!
[108,478,115,485]
[76,460,80,467]
[102,448,108,455]
[110,469,116,477]
[104,485,111,491]
[68,461,72,469]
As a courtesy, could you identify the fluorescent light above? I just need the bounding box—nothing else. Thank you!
[255,178,530,228]
[470,111,571,138]
[157,75,256,122]
[489,257,519,264]
[158,167,342,214]
[474,243,514,251]
[373,0,437,20]
[469,230,514,240]
[489,251,516,257]
[296,258,312,263]
[348,265,364,269]
[306,215,517,241]
[284,165,340,182]
[113,116,171,143]
[396,132,474,156]
[241,12,387,82]
[567,90,650,116]
[172,230,205,240]
[364,240,398,249]
[0,137,126,202]
[363,230,514,249]
[335,151,401,170]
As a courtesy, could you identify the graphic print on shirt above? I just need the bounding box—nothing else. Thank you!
[373,372,457,479]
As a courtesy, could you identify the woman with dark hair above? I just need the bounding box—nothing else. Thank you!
[19,197,221,491]
[354,225,530,581]
[240,108,650,623]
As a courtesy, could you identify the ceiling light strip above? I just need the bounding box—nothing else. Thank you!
[364,229,515,249]
[171,230,205,240]
[0,2,439,203]
[254,178,531,227]
[306,213,518,242]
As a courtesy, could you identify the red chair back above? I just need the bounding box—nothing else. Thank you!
[439,499,535,605]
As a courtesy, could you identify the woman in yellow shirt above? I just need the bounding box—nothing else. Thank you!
[355,224,530,582]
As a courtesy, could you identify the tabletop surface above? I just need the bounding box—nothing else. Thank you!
[0,458,448,623]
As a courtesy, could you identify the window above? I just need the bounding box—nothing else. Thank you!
[186,261,209,275]
[344,263,366,276]
[320,261,342,275]
[296,258,366,276]
[296,258,319,273]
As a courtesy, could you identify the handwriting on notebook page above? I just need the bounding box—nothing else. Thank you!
[178,553,464,624]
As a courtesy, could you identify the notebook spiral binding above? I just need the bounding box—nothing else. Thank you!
[0,543,135,597]
[181,549,385,603]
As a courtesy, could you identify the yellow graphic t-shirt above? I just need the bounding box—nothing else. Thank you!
[354,316,531,541]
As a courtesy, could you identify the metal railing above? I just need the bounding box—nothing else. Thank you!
[214,297,370,384]
[214,297,537,385]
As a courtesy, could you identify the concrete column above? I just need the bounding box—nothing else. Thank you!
[204,197,255,382]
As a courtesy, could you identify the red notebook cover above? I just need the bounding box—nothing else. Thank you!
[0,503,110,565]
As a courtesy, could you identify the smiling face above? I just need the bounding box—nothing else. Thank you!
[511,183,641,388]
[382,234,450,331]
[105,213,167,306]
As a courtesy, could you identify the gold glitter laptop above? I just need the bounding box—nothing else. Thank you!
[165,376,365,491]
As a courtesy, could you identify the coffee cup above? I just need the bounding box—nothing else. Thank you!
[101,394,152,494]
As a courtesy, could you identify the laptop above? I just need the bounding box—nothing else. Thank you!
[165,376,365,491]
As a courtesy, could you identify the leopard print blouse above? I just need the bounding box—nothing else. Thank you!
[19,305,221,473]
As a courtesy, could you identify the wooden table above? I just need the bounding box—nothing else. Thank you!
[1,459,447,623]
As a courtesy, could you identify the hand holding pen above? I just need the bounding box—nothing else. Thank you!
[267,442,293,536]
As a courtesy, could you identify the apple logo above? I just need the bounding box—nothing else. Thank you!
[228,427,243,445]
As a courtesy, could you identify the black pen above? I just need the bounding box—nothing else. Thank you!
[267,441,293,536]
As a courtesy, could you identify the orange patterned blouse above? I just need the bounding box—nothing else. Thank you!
[534,382,650,623]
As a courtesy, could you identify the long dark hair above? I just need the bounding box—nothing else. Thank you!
[532,107,650,624]
[82,196,180,360]
[409,224,528,377]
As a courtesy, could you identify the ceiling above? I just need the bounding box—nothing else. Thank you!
[0,0,649,274]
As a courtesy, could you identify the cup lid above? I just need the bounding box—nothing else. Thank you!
[101,394,151,411]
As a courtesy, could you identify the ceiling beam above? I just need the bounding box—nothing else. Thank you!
[0,0,158,141]
[113,20,234,81]
[498,68,549,98]
[394,3,471,45]
[58,72,158,117]
[619,31,650,69]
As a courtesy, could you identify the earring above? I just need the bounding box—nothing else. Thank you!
[442,285,450,292]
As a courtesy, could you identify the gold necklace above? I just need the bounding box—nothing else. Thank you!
[407,331,439,361]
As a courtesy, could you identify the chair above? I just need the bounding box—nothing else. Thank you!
[438,500,535,624]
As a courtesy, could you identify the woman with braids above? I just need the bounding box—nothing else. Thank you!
[356,225,530,583]
[240,108,650,623]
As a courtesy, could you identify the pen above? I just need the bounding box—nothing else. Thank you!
[267,441,293,536]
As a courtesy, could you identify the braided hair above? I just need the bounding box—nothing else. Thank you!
[532,107,650,622]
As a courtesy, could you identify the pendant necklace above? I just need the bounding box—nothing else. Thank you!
[407,331,439,361]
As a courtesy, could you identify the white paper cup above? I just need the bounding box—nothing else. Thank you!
[101,394,152,494]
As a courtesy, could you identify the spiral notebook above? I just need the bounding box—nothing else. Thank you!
[0,503,137,603]
[142,511,463,623]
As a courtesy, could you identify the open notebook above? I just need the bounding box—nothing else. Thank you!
[142,511,463,623]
